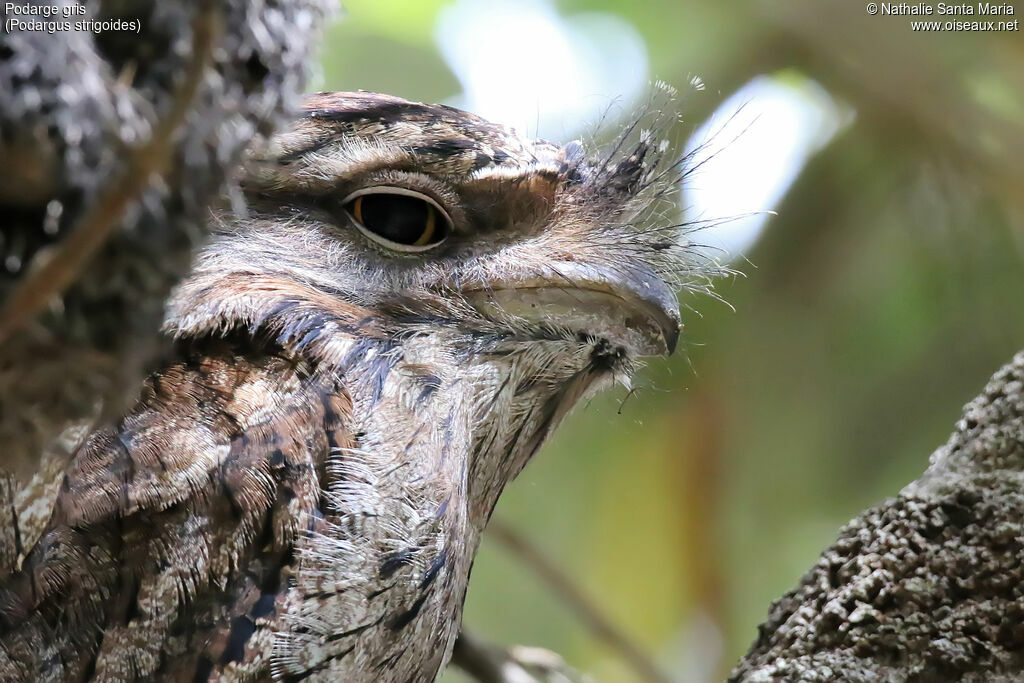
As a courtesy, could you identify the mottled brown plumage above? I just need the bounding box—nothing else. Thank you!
[0,91,709,681]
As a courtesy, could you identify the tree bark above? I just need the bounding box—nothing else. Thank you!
[731,351,1024,682]
[0,0,328,489]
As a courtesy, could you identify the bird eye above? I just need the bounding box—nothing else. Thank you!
[342,187,451,253]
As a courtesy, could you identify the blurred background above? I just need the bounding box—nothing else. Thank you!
[314,1,1024,680]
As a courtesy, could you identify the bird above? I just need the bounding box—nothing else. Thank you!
[0,90,707,682]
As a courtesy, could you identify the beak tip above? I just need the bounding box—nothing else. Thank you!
[664,323,680,355]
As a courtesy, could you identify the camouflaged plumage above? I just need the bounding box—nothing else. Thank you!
[0,90,711,681]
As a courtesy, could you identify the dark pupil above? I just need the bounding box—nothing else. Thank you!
[356,194,430,245]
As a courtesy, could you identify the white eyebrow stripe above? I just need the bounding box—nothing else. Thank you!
[469,160,563,182]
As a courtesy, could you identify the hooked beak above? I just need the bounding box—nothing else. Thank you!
[463,263,681,356]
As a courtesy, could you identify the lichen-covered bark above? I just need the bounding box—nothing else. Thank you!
[731,351,1024,682]
[0,0,330,485]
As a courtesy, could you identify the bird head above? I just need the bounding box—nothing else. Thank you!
[166,90,711,524]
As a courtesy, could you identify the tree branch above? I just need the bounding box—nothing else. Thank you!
[731,350,1024,681]
[0,2,218,344]
[0,0,329,484]
[486,519,673,683]
[451,628,590,683]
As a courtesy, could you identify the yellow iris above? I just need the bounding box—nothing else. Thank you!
[351,195,437,247]
[414,204,436,246]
